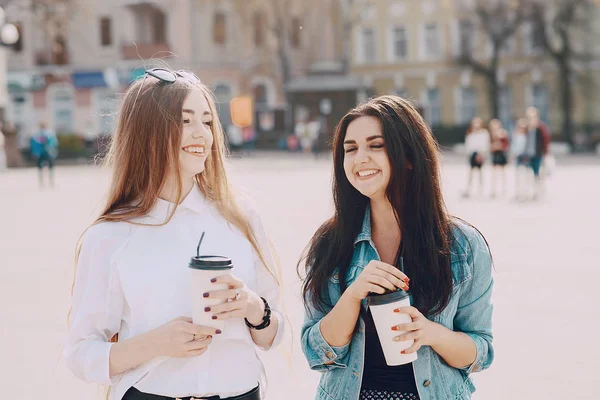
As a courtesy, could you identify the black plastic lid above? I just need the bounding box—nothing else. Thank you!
[189,255,233,270]
[367,289,409,306]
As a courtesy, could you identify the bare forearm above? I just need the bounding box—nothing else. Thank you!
[247,294,279,349]
[320,290,362,347]
[109,331,159,377]
[430,324,477,369]
[249,316,279,349]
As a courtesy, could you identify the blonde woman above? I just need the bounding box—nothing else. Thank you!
[64,68,283,400]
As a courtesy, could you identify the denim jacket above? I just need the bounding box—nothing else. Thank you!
[301,208,494,400]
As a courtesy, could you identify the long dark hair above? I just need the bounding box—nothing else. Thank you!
[300,95,453,317]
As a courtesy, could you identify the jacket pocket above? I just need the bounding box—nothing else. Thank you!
[317,384,337,400]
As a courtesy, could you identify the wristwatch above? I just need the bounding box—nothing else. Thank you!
[245,297,272,330]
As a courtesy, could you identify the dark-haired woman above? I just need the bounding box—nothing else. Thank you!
[300,96,494,400]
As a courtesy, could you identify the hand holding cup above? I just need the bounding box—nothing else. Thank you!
[348,260,410,301]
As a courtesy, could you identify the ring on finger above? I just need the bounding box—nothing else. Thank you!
[234,288,241,301]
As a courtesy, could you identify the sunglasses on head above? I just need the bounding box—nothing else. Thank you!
[144,68,201,84]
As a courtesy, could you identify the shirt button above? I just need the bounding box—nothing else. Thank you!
[325,351,333,359]
[423,380,431,387]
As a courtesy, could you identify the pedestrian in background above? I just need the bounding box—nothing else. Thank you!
[524,107,551,200]
[462,117,490,198]
[30,122,59,188]
[489,119,509,198]
[0,122,6,171]
[300,96,494,400]
[511,118,529,201]
[64,68,284,400]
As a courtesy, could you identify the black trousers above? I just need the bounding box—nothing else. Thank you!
[122,386,260,400]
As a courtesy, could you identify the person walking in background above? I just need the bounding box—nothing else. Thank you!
[30,122,59,188]
[0,122,6,171]
[511,118,529,200]
[64,68,283,400]
[300,96,494,400]
[524,107,551,200]
[489,119,510,198]
[462,117,490,198]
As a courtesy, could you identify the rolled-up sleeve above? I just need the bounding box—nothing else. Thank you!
[63,224,125,385]
[454,228,494,374]
[300,281,351,372]
[251,213,285,351]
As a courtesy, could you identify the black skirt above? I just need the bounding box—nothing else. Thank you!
[492,151,508,166]
[469,152,484,169]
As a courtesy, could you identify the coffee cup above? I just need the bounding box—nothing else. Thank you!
[367,289,418,366]
[189,255,233,330]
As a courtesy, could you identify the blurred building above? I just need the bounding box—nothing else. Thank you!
[350,0,600,138]
[5,0,600,148]
[3,0,343,146]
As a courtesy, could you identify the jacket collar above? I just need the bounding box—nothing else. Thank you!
[353,204,372,246]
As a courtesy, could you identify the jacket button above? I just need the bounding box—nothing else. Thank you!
[423,380,431,387]
[325,351,333,358]
[333,273,339,279]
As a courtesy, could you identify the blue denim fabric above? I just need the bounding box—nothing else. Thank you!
[301,208,494,400]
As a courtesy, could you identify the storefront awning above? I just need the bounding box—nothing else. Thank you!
[72,71,108,88]
[286,75,368,93]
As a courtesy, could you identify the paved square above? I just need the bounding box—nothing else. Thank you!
[1,153,598,399]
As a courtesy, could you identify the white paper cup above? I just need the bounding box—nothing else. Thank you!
[368,290,418,366]
[189,255,233,331]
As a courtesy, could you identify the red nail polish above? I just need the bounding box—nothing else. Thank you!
[211,316,217,320]
[203,293,209,298]
[391,326,398,331]
[215,329,222,334]
[210,278,217,283]
[204,307,211,312]
[401,350,406,354]
[404,277,410,283]
[393,309,399,313]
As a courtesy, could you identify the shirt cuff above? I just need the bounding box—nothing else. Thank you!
[460,332,488,374]
[307,320,350,369]
[66,340,119,385]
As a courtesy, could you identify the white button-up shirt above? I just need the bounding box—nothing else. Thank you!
[64,186,284,400]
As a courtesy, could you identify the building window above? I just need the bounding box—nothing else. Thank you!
[424,23,439,58]
[152,10,166,43]
[425,88,442,125]
[458,20,474,56]
[531,84,549,123]
[213,83,233,129]
[49,85,75,133]
[53,35,69,65]
[213,12,226,45]
[362,27,376,63]
[392,26,408,60]
[524,23,543,54]
[499,86,512,128]
[13,22,23,52]
[100,17,112,47]
[254,11,265,47]
[460,87,478,124]
[290,17,302,49]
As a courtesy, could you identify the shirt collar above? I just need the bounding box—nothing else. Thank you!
[148,184,207,220]
[353,204,372,246]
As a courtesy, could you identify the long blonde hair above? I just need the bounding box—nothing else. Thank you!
[70,70,280,326]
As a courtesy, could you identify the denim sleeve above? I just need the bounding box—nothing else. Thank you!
[454,228,494,374]
[300,299,351,372]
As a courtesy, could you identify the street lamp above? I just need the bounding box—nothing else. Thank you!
[0,6,19,47]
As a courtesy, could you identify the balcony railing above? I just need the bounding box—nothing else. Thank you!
[121,43,171,60]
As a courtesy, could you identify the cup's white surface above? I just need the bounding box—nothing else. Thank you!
[369,296,418,366]
[190,268,230,331]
